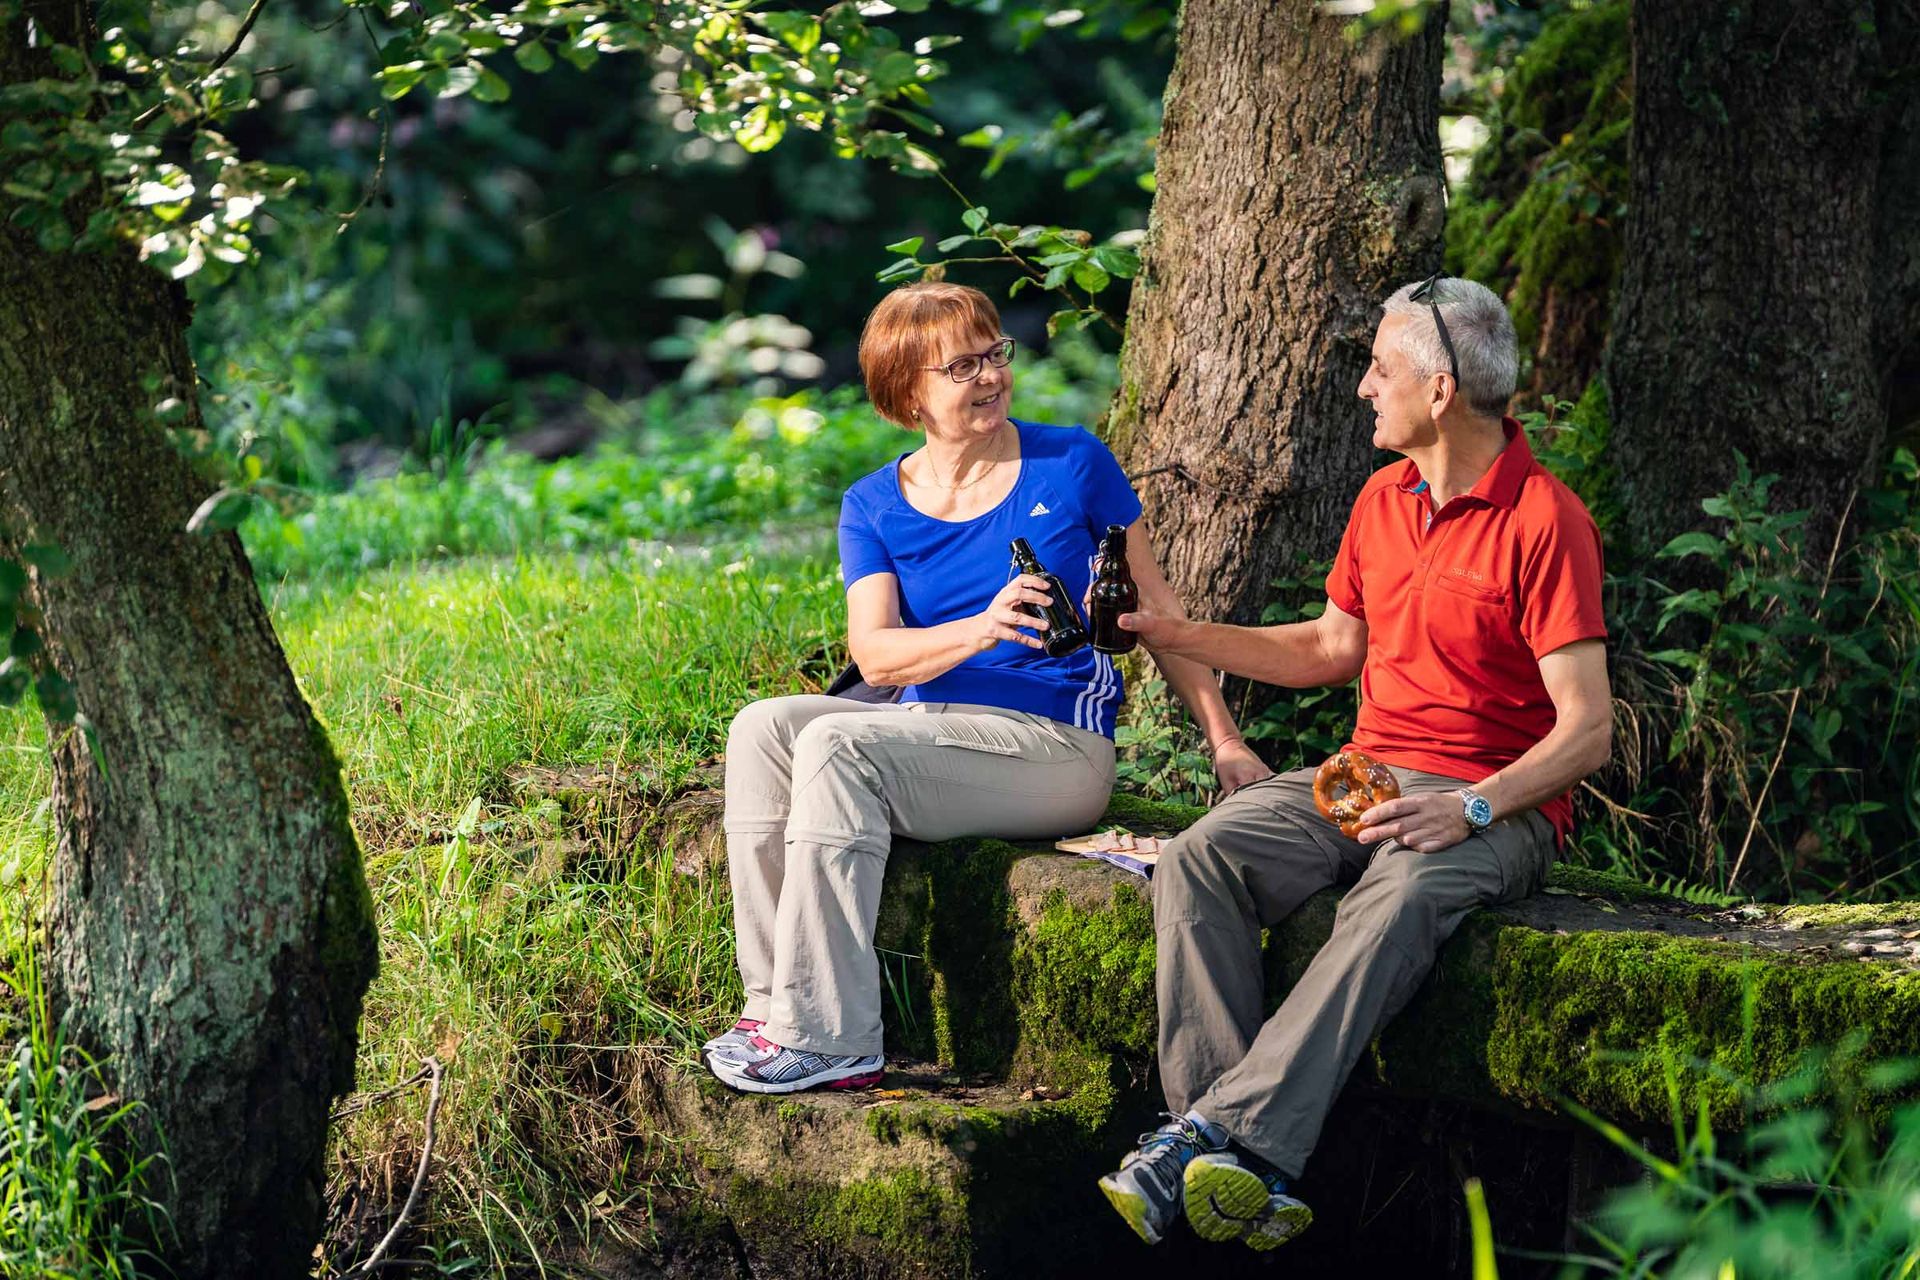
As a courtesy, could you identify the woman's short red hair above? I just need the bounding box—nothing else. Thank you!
[859,282,1003,429]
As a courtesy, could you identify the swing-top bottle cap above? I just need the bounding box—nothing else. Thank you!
[1010,537,1038,563]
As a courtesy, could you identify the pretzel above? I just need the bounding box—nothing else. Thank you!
[1313,750,1401,839]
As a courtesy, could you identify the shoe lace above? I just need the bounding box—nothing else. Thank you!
[1125,1112,1206,1197]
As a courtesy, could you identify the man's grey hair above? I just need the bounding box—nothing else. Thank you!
[1381,277,1518,417]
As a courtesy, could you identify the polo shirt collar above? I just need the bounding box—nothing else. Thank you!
[1396,417,1532,509]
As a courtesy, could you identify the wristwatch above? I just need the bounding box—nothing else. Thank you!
[1458,788,1494,833]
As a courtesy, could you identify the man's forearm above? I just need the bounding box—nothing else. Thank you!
[1474,714,1610,822]
[1154,618,1353,688]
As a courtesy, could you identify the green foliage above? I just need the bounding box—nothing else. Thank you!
[1562,1037,1920,1278]
[1446,0,1629,402]
[0,937,170,1278]
[1577,450,1920,899]
[876,195,1141,335]
[238,346,1113,579]
[1244,556,1360,768]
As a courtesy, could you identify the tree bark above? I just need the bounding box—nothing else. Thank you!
[1603,0,1892,562]
[1108,0,1447,628]
[0,15,379,1278]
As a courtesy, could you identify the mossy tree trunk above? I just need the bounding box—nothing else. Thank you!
[1107,0,1447,634]
[1603,0,1908,562]
[0,11,380,1277]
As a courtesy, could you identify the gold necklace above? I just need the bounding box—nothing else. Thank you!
[924,428,1007,491]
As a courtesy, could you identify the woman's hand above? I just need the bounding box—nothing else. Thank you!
[973,574,1055,652]
[1211,737,1273,795]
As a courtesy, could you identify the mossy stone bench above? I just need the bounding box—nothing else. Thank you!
[639,789,1920,1278]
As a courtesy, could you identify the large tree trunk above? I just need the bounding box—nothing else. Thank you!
[1603,0,1893,562]
[1108,0,1447,628]
[0,19,379,1279]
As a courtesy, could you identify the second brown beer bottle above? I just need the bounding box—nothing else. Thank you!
[1009,538,1088,658]
[1088,524,1139,654]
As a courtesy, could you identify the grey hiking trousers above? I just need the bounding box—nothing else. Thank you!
[1154,764,1556,1178]
[724,694,1114,1057]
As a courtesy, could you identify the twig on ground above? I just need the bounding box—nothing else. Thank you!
[339,1056,446,1279]
[331,1060,435,1122]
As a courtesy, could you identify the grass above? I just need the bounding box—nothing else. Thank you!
[0,546,854,1271]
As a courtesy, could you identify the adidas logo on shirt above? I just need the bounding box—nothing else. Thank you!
[1029,501,1051,517]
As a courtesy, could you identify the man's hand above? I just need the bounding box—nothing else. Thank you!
[1357,792,1470,853]
[1116,609,1184,651]
[1211,738,1273,795]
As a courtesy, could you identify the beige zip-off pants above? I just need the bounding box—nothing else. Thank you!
[1153,764,1557,1179]
[723,694,1115,1056]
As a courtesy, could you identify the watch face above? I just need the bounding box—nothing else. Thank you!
[1465,793,1494,828]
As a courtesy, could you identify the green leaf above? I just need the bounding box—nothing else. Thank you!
[957,126,1001,148]
[737,103,787,153]
[961,205,990,234]
[1092,245,1140,278]
[1046,309,1079,339]
[888,107,942,136]
[471,66,513,103]
[760,11,822,55]
[377,62,426,99]
[21,543,70,577]
[0,560,23,601]
[35,670,77,723]
[514,41,554,73]
[1008,276,1032,297]
[11,626,42,660]
[875,257,922,283]
[0,659,25,708]
[1659,531,1724,560]
[432,63,483,99]
[884,236,924,258]
[935,234,976,253]
[1071,261,1111,292]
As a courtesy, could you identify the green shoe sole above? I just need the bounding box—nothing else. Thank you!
[1183,1154,1313,1250]
[1098,1173,1162,1245]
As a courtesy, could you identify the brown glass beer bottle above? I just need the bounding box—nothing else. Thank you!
[1088,524,1139,654]
[1009,538,1089,658]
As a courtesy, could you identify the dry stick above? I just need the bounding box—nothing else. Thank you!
[343,1056,446,1280]
[1725,488,1858,892]
[331,1060,434,1122]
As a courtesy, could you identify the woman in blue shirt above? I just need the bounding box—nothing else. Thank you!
[706,282,1268,1093]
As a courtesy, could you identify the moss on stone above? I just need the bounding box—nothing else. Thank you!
[1486,927,1920,1129]
[1545,862,1692,904]
[1774,901,1920,929]
[724,1168,969,1275]
[1012,882,1158,1063]
[1099,792,1206,834]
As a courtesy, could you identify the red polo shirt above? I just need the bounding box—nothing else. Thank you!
[1325,419,1606,844]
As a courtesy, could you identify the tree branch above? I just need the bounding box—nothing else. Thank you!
[130,0,272,128]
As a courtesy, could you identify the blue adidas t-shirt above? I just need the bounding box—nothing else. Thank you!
[838,419,1143,738]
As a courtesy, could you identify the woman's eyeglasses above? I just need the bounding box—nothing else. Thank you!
[924,337,1016,384]
[1409,271,1461,391]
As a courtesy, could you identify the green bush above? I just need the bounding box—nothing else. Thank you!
[1558,1036,1920,1279]
[239,342,1117,580]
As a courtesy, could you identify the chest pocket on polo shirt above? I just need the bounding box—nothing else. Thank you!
[1429,572,1520,648]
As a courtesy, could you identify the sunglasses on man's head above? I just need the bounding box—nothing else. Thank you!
[923,337,1016,384]
[1410,271,1461,391]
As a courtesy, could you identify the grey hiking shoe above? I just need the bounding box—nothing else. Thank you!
[701,1017,767,1066]
[1183,1152,1313,1251]
[1098,1113,1223,1245]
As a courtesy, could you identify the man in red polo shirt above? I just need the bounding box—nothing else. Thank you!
[1097,276,1612,1252]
